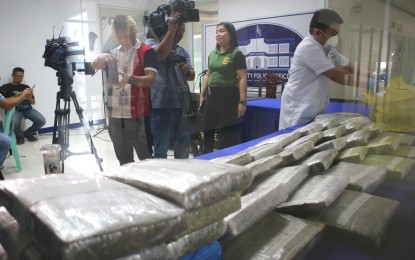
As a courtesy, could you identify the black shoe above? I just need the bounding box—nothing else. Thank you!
[17,137,25,145]
[25,133,38,142]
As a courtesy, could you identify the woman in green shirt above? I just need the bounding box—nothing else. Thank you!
[199,22,248,153]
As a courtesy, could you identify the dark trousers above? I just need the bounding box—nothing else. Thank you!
[108,117,153,165]
[202,86,240,153]
[151,108,190,159]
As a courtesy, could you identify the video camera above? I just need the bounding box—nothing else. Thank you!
[42,31,94,90]
[143,0,199,39]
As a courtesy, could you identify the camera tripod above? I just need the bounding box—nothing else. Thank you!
[52,85,103,172]
[167,57,204,156]
[93,70,108,137]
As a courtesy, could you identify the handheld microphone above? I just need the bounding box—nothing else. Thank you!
[198,69,207,76]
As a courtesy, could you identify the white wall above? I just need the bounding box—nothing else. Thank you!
[0,0,104,129]
[0,0,168,130]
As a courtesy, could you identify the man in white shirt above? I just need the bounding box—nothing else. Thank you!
[279,9,354,129]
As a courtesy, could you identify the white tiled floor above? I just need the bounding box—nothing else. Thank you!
[2,126,178,180]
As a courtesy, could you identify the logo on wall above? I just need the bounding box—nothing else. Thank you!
[236,23,303,87]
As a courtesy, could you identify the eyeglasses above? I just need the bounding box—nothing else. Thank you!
[312,28,339,37]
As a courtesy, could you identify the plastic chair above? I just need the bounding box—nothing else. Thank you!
[258,73,285,98]
[3,108,22,171]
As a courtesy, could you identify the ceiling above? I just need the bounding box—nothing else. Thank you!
[385,0,415,17]
[194,0,415,18]
[194,0,218,15]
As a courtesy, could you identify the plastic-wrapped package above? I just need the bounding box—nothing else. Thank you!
[340,116,372,134]
[314,113,339,121]
[321,125,347,141]
[314,112,363,124]
[366,135,402,154]
[258,166,309,196]
[386,146,415,159]
[314,114,340,129]
[296,122,324,137]
[361,155,415,180]
[179,193,240,237]
[336,146,368,163]
[244,155,283,179]
[279,141,315,166]
[118,244,171,260]
[210,152,252,166]
[382,132,415,146]
[223,165,309,240]
[221,212,324,260]
[255,131,301,148]
[298,149,338,175]
[243,143,283,161]
[306,190,399,250]
[314,137,347,152]
[0,174,187,259]
[0,174,128,227]
[104,159,252,210]
[344,128,372,149]
[276,171,350,216]
[394,133,415,146]
[285,132,323,149]
[0,207,43,260]
[326,162,386,193]
[363,123,385,138]
[168,221,226,259]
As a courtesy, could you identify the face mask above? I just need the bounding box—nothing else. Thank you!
[324,35,338,49]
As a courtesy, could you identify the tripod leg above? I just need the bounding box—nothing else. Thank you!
[71,91,104,171]
[93,125,108,137]
[52,93,70,172]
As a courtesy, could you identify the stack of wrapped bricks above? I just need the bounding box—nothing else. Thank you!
[218,113,412,259]
[0,160,252,259]
[0,112,413,259]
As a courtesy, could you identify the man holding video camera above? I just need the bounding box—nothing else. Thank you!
[146,12,195,159]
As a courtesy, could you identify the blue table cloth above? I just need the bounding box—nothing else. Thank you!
[242,98,371,142]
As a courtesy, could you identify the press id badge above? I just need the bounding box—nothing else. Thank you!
[119,90,128,105]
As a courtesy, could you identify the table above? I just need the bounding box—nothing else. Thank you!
[242,98,371,142]
[196,122,415,260]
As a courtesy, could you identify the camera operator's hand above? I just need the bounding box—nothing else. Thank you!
[179,62,195,81]
[179,62,189,75]
[167,12,181,32]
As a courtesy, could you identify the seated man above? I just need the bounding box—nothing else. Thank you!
[0,67,46,144]
[0,88,33,179]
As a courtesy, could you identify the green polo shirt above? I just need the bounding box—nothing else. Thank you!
[207,47,247,87]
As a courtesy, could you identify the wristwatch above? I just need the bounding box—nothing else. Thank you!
[239,101,247,105]
[128,76,134,85]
